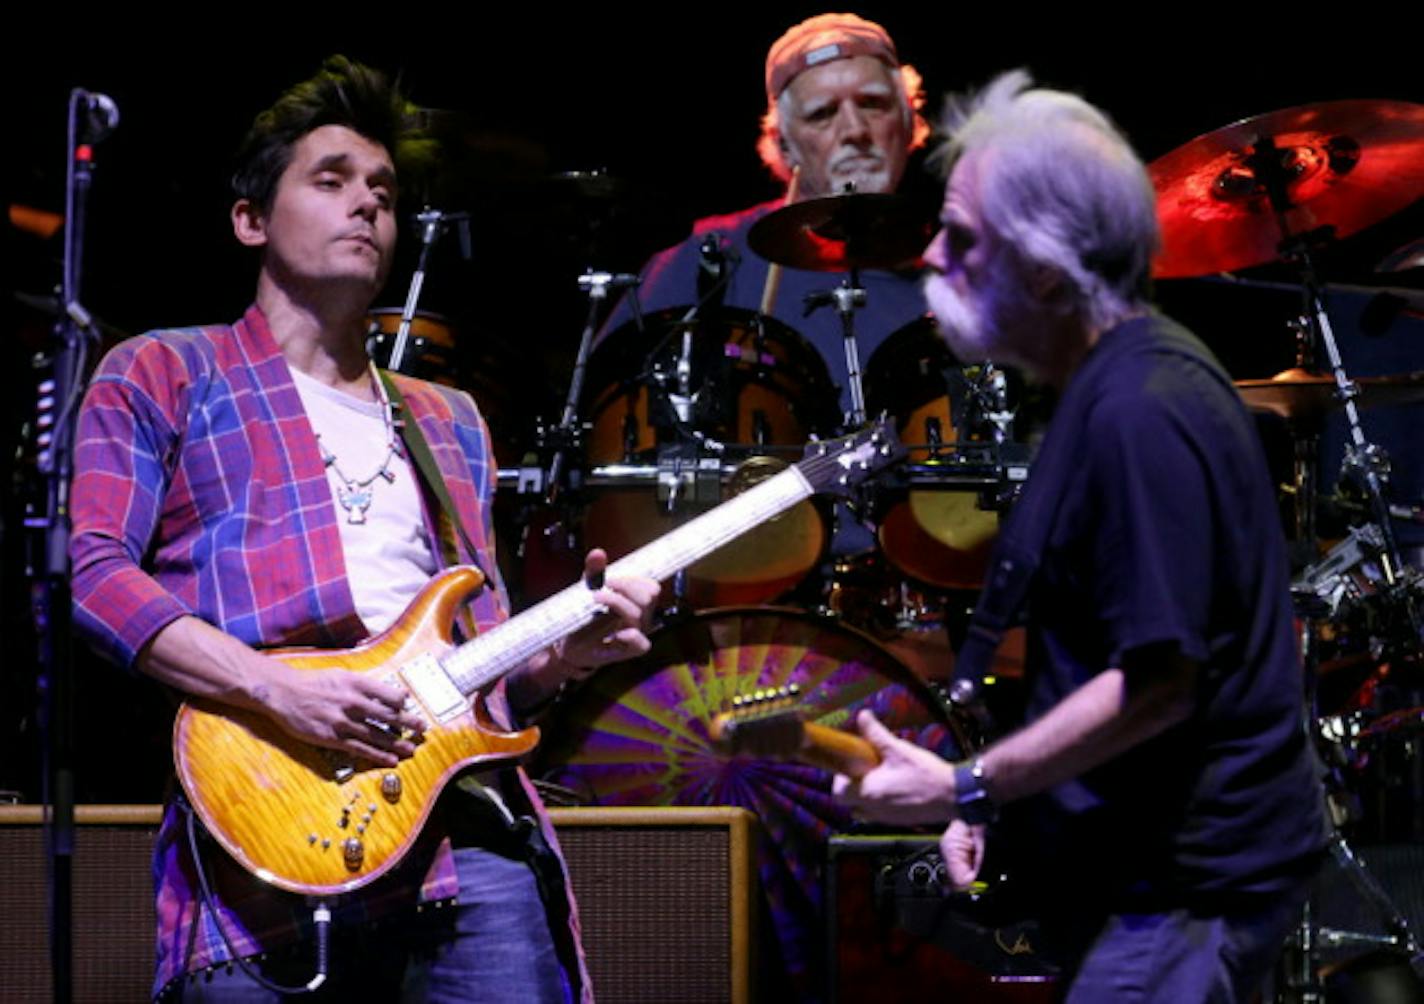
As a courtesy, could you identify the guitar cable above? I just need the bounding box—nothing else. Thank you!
[183,802,332,994]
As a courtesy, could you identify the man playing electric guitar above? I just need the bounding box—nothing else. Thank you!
[834,73,1329,1002]
[70,57,658,1002]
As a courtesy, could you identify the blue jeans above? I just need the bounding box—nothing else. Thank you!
[171,846,571,1003]
[1062,883,1312,1004]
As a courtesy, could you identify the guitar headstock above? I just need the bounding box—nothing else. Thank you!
[797,415,906,500]
[708,685,807,759]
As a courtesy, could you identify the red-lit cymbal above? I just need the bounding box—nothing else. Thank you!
[1150,100,1424,279]
[747,192,932,271]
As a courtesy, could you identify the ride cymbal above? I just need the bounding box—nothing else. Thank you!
[1151,100,1424,278]
[747,192,932,271]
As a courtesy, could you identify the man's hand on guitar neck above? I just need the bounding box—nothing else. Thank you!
[558,549,661,672]
[509,549,661,718]
[832,710,959,826]
[139,614,425,767]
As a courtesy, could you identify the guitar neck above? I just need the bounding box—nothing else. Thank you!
[441,463,815,696]
[797,722,881,779]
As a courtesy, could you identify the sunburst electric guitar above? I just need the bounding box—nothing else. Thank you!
[174,421,904,895]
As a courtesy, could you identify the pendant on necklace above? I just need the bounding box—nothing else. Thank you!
[338,483,375,524]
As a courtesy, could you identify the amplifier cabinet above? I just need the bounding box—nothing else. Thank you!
[826,834,1056,1004]
[0,805,757,1004]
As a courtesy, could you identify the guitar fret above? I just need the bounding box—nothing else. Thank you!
[608,469,811,583]
[436,467,815,698]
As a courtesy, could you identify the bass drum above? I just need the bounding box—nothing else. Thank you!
[535,607,968,990]
[864,317,1001,590]
[582,308,841,606]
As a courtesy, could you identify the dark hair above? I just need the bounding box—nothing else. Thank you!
[231,55,427,212]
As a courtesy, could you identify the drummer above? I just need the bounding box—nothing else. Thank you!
[598,11,932,414]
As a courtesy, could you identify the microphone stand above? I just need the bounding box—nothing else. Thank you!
[30,87,114,1004]
[386,208,470,374]
[803,268,869,428]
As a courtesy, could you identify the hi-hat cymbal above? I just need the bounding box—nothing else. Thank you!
[747,192,932,271]
[1150,100,1424,279]
[1236,367,1424,419]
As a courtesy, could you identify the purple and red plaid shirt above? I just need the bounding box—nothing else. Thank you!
[70,306,588,1000]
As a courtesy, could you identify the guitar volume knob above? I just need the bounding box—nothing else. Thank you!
[343,837,364,870]
[381,773,403,802]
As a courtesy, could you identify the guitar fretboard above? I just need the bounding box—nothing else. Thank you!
[442,464,815,695]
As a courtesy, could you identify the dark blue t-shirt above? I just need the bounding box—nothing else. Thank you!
[598,200,929,418]
[1008,314,1327,909]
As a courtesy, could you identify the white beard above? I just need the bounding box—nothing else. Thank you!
[827,154,894,195]
[923,272,994,362]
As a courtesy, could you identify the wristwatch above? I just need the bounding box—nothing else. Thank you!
[952,757,999,825]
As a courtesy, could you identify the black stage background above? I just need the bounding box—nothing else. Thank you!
[3,8,1422,801]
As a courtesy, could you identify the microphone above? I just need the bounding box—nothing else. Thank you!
[75,90,120,143]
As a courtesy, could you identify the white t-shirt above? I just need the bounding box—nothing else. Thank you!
[289,365,436,633]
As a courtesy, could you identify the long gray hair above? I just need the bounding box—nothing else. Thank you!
[936,71,1159,332]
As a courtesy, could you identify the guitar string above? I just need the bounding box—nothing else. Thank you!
[443,465,816,692]
[439,440,882,695]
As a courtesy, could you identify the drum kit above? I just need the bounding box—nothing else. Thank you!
[1151,99,1424,998]
[366,95,1424,996]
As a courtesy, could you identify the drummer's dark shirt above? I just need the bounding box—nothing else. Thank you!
[599,200,929,416]
[1001,314,1328,919]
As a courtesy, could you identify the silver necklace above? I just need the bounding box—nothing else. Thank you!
[317,366,400,525]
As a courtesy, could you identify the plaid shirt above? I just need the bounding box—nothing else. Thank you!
[70,306,589,1000]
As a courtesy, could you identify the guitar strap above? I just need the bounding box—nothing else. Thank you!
[378,371,487,579]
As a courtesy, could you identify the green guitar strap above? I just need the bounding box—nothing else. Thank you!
[378,370,487,581]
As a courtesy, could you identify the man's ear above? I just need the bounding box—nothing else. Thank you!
[1029,261,1071,312]
[231,199,267,248]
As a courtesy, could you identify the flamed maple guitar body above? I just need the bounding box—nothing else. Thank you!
[173,566,535,897]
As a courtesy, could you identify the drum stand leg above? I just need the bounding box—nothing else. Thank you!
[805,271,868,428]
[1278,827,1423,1003]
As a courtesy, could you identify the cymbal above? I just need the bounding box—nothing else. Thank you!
[747,192,932,271]
[1236,367,1424,419]
[1150,100,1424,278]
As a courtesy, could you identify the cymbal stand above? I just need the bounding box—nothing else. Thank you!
[538,270,636,506]
[509,271,629,599]
[1250,135,1424,999]
[1248,136,1418,636]
[804,267,868,427]
[386,208,470,373]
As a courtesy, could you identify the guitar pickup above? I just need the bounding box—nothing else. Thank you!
[400,655,468,723]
